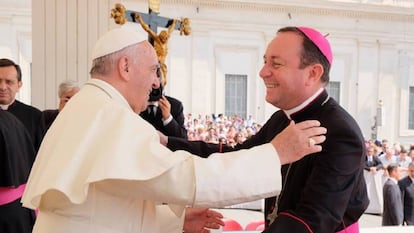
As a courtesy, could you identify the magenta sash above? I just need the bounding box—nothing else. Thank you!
[0,183,26,205]
[336,221,359,233]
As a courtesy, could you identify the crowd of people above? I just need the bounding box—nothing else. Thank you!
[364,139,414,173]
[183,113,262,146]
[364,139,414,226]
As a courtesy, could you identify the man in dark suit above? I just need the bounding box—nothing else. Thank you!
[364,145,383,173]
[382,164,403,226]
[0,58,45,151]
[140,66,187,138]
[140,95,187,138]
[163,26,368,232]
[399,162,414,225]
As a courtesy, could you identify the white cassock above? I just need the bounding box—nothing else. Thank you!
[22,79,282,233]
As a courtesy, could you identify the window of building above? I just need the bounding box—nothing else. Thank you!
[225,74,247,119]
[326,81,340,102]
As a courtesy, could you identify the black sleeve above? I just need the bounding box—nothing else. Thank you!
[167,137,220,158]
[164,97,187,139]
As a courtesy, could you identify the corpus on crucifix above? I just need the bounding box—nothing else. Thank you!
[110,2,190,86]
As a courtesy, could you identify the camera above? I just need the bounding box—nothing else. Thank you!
[149,85,163,101]
[149,64,163,101]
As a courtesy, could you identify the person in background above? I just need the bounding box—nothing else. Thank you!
[399,162,414,225]
[42,80,80,130]
[379,146,397,171]
[409,147,414,162]
[382,164,403,226]
[0,58,45,151]
[22,27,326,233]
[364,145,383,174]
[163,26,368,232]
[398,147,412,170]
[140,66,187,138]
[0,110,36,233]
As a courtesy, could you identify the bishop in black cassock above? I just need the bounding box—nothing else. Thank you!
[166,26,368,232]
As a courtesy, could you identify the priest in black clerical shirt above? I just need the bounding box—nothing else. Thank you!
[0,58,45,152]
[0,110,37,233]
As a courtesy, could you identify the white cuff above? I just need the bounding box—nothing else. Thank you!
[163,115,173,126]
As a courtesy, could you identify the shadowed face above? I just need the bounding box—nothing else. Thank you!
[0,66,21,105]
[58,87,80,111]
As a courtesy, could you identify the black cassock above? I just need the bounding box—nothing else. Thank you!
[7,100,45,151]
[167,90,369,233]
[42,109,59,131]
[0,110,36,233]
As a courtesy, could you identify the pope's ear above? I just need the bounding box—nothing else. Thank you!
[118,56,130,81]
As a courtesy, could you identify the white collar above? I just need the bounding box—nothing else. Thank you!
[0,99,15,110]
[87,79,131,110]
[284,88,324,119]
[148,101,159,107]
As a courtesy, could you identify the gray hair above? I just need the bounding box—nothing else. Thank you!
[58,80,80,98]
[89,44,140,76]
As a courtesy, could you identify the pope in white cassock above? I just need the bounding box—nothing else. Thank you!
[22,27,326,233]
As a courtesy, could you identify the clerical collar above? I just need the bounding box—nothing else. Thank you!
[283,88,324,119]
[0,100,14,110]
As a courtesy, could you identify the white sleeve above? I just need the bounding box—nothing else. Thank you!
[94,143,281,208]
[156,205,185,233]
[193,143,281,207]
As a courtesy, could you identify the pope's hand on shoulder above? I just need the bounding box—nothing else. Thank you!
[271,120,327,165]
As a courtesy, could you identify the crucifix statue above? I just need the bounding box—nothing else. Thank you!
[110,2,191,87]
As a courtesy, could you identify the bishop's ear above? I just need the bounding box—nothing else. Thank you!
[307,63,324,84]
